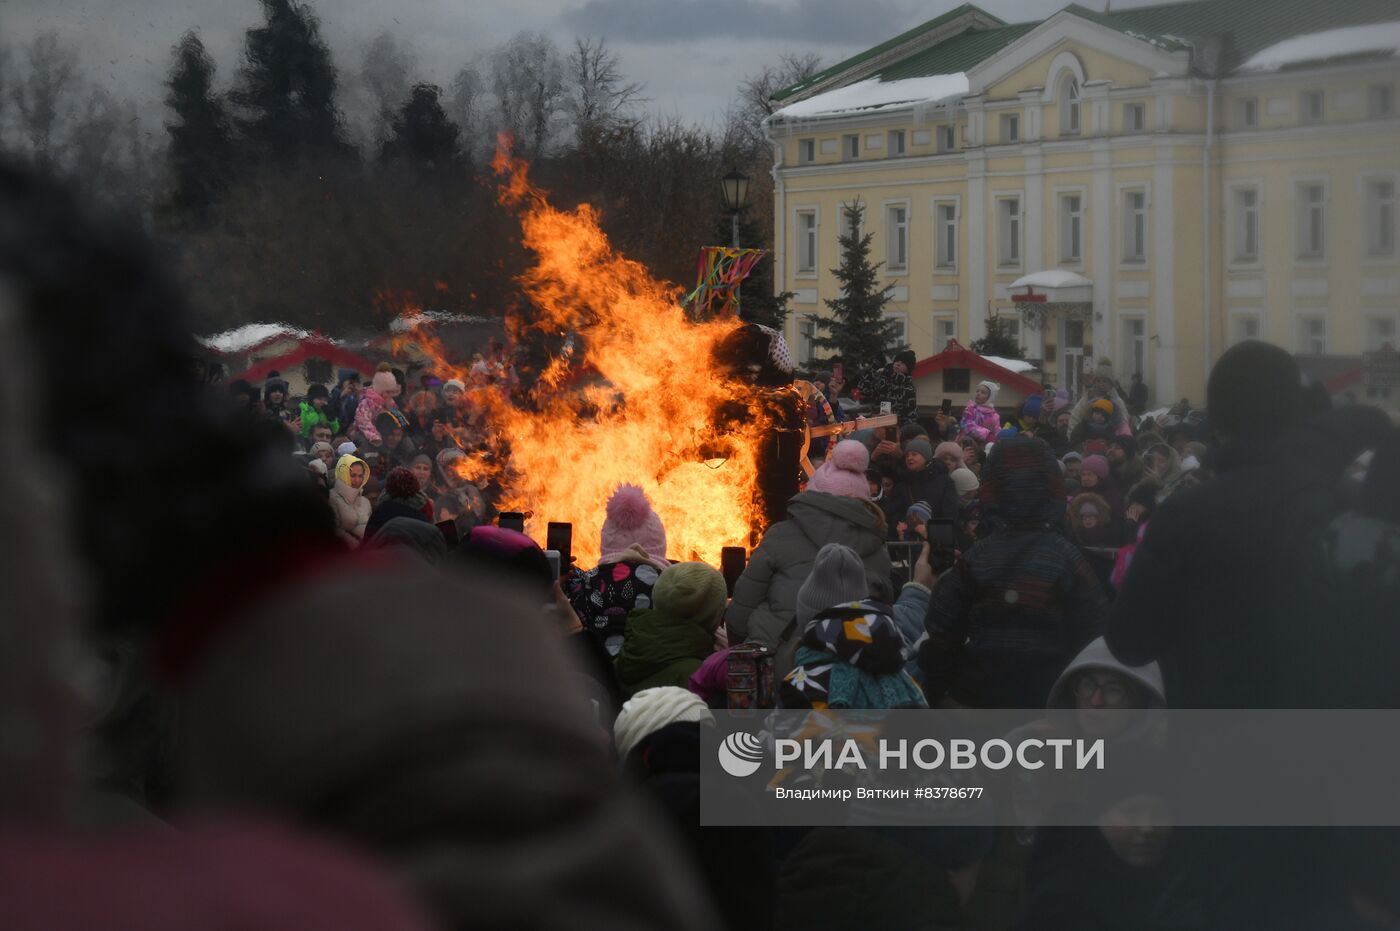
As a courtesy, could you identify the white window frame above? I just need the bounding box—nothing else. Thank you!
[1000,112,1020,143]
[1228,308,1263,346]
[932,196,960,273]
[1055,186,1086,267]
[1299,90,1325,125]
[798,138,816,164]
[1293,176,1328,264]
[843,133,860,160]
[888,128,906,156]
[883,199,911,275]
[994,312,1040,358]
[1363,309,1400,352]
[996,193,1024,270]
[1123,102,1146,133]
[1294,312,1328,355]
[937,124,956,153]
[933,313,958,351]
[885,311,910,348]
[797,316,817,364]
[1119,313,1150,385]
[1060,74,1081,136]
[794,206,819,277]
[1235,96,1258,129]
[1227,179,1263,268]
[1369,83,1395,120]
[1361,173,1397,260]
[1119,184,1149,266]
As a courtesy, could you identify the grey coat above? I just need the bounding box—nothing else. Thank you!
[727,491,892,649]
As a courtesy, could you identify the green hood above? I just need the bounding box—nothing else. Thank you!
[614,609,714,697]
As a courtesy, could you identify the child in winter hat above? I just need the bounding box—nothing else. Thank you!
[613,687,714,761]
[601,484,668,559]
[807,440,872,500]
[951,467,980,498]
[794,543,870,629]
[652,562,728,631]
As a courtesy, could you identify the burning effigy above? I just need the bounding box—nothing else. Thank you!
[396,141,802,567]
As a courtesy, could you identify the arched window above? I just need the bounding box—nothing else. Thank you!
[1061,74,1081,134]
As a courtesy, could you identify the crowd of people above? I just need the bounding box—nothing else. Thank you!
[5,159,1400,930]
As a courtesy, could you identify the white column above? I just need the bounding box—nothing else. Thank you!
[967,152,987,343]
[1092,140,1113,369]
[1024,148,1044,274]
[1153,143,1177,402]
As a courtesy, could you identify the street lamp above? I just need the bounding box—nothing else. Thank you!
[720,168,751,248]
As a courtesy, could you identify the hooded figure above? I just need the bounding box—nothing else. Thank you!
[564,485,671,657]
[615,563,728,698]
[960,380,1001,443]
[329,454,372,545]
[921,437,1108,708]
[727,488,892,673]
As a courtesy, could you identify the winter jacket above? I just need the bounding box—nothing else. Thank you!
[959,401,1001,443]
[726,491,892,650]
[891,582,931,678]
[329,456,371,545]
[891,462,961,523]
[354,389,397,444]
[856,365,918,424]
[364,494,432,539]
[779,600,927,710]
[921,437,1107,708]
[564,545,670,657]
[614,608,716,699]
[297,401,339,437]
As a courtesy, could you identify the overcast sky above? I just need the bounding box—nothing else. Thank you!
[0,0,1178,132]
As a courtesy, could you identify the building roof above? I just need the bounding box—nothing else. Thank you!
[770,0,1400,113]
[232,339,379,385]
[911,339,1044,396]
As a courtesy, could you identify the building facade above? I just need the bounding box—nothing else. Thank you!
[764,0,1400,406]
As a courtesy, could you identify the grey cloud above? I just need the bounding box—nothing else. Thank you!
[561,0,917,44]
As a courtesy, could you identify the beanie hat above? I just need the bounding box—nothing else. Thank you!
[601,484,668,558]
[976,380,1000,403]
[906,500,933,524]
[1206,339,1304,441]
[374,412,399,438]
[808,440,872,499]
[847,429,878,451]
[951,467,980,496]
[899,422,930,444]
[371,363,400,398]
[337,368,361,386]
[336,441,358,457]
[307,458,328,476]
[1062,451,1083,464]
[385,466,420,499]
[1091,398,1114,417]
[1108,434,1138,457]
[653,562,728,628]
[309,441,334,458]
[795,543,869,628]
[614,687,714,761]
[935,441,962,463]
[904,438,934,462]
[1023,395,1043,418]
[264,377,289,398]
[443,377,466,393]
[894,348,917,371]
[997,426,1020,440]
[1082,454,1111,480]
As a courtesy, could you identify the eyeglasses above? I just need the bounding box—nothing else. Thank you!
[1074,675,1127,703]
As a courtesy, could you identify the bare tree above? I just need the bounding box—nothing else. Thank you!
[356,31,412,143]
[10,32,81,165]
[448,64,483,158]
[489,32,566,160]
[566,37,644,145]
[731,50,823,156]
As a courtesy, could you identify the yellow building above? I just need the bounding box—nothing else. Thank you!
[764,0,1400,407]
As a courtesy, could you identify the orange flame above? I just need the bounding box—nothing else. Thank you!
[403,138,777,567]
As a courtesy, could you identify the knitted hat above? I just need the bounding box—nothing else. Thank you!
[898,422,930,444]
[904,438,934,462]
[443,378,466,393]
[371,363,400,398]
[976,380,1000,403]
[795,543,869,628]
[997,426,1020,440]
[1062,451,1083,464]
[1206,339,1304,441]
[1091,398,1114,417]
[934,441,963,464]
[653,562,728,628]
[601,484,667,558]
[893,348,917,371]
[1023,395,1043,418]
[808,440,872,499]
[1082,454,1111,480]
[264,378,289,398]
[614,687,714,761]
[336,368,361,386]
[906,500,933,524]
[951,467,980,496]
[309,441,334,458]
[307,383,329,401]
[336,441,358,457]
[1078,501,1101,518]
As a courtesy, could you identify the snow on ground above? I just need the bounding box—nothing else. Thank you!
[1010,269,1093,290]
[1238,21,1400,72]
[198,323,313,353]
[772,73,970,120]
[983,355,1037,374]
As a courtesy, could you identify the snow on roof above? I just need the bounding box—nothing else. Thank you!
[772,73,970,120]
[982,355,1037,374]
[198,322,315,353]
[388,311,492,333]
[1238,21,1400,72]
[1010,269,1093,290]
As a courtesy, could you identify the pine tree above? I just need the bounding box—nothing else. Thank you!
[381,84,461,168]
[810,199,901,380]
[164,32,234,217]
[229,0,347,163]
[970,316,1024,359]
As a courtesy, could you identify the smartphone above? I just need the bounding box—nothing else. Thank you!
[546,522,573,573]
[498,511,525,533]
[880,401,893,415]
[543,549,562,581]
[832,362,844,383]
[926,519,956,549]
[941,397,953,415]
[721,546,747,597]
[435,519,460,547]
